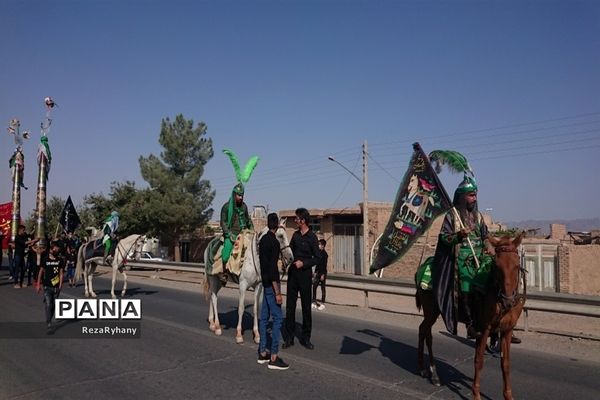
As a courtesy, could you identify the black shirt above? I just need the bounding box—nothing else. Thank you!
[290,229,320,273]
[259,230,281,288]
[41,255,65,287]
[316,249,328,275]
[14,233,28,257]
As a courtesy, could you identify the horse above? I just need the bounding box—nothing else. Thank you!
[203,221,293,344]
[415,232,526,398]
[473,233,526,400]
[75,234,146,299]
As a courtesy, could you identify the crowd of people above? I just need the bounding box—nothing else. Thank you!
[1,228,81,332]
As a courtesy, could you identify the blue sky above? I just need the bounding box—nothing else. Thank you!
[1,0,599,223]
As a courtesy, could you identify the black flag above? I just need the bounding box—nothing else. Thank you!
[59,196,81,234]
[370,143,452,274]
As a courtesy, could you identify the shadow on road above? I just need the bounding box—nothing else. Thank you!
[339,328,476,400]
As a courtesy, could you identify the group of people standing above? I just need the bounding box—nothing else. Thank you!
[257,207,328,370]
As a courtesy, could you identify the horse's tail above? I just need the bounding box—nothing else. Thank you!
[202,245,211,301]
[75,244,85,284]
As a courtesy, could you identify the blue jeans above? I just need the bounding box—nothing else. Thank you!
[259,286,283,355]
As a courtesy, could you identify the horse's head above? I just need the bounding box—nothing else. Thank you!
[275,219,293,268]
[488,232,525,310]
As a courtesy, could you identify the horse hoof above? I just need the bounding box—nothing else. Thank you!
[91,293,97,298]
[215,328,222,336]
[85,292,90,298]
[419,369,428,378]
[235,336,244,344]
[209,324,216,332]
[111,295,117,300]
[121,292,126,298]
[431,376,441,386]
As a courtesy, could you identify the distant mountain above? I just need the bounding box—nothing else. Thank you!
[503,218,600,235]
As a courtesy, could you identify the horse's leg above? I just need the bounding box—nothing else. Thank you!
[111,264,118,299]
[426,306,441,386]
[472,328,490,400]
[83,266,90,297]
[236,280,248,344]
[501,329,514,400]
[252,284,262,344]
[210,278,222,336]
[418,292,440,386]
[121,269,128,298]
[88,266,97,298]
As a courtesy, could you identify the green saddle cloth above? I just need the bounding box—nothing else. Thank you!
[415,256,434,291]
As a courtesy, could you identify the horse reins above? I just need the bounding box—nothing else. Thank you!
[495,245,527,313]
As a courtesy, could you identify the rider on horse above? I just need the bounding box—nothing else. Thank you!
[431,175,495,339]
[220,182,253,269]
[102,211,119,265]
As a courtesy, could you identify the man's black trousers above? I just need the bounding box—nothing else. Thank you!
[285,268,312,341]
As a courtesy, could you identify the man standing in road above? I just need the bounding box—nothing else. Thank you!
[283,207,320,350]
[257,213,289,370]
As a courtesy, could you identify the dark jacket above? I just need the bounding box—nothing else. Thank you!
[259,230,281,288]
[316,249,328,275]
[289,229,320,273]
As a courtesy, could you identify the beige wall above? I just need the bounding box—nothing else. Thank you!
[568,245,600,296]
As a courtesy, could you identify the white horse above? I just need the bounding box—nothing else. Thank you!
[203,221,293,344]
[75,234,146,299]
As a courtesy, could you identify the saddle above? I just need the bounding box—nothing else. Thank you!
[206,230,253,282]
[83,237,117,261]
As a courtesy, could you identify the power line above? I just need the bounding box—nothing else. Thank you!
[369,111,600,148]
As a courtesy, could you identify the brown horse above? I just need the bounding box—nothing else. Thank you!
[415,232,526,398]
[473,233,526,400]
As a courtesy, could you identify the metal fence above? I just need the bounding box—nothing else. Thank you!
[126,260,600,333]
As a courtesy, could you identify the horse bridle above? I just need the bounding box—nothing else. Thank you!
[495,245,527,312]
[115,235,145,268]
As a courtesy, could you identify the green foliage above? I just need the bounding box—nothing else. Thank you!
[25,196,66,237]
[138,114,215,246]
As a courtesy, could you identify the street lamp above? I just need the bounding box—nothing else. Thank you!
[327,156,363,185]
[328,142,369,275]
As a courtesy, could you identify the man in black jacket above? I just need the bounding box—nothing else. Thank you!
[283,208,320,350]
[257,213,289,370]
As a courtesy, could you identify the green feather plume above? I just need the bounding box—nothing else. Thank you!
[223,148,259,183]
[428,150,473,176]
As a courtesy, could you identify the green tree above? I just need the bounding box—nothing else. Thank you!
[138,114,215,255]
[83,181,149,237]
[25,196,66,238]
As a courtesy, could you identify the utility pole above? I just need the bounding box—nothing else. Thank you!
[362,140,369,276]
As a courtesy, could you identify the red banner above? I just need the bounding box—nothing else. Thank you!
[0,202,12,248]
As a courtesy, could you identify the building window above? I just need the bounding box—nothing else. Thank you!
[309,217,321,233]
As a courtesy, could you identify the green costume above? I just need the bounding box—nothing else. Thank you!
[220,149,259,264]
[220,183,254,263]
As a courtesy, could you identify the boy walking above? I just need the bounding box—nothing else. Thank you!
[257,213,289,370]
[36,241,64,333]
[312,239,328,310]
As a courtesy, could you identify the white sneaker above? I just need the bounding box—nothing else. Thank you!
[311,302,317,309]
[317,304,325,311]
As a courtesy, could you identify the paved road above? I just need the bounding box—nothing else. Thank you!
[0,269,598,400]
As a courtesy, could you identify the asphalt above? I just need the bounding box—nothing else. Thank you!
[0,266,599,400]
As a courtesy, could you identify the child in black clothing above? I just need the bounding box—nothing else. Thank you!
[36,241,64,333]
[312,239,328,311]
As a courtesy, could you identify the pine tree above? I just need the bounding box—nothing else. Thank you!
[138,114,215,258]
